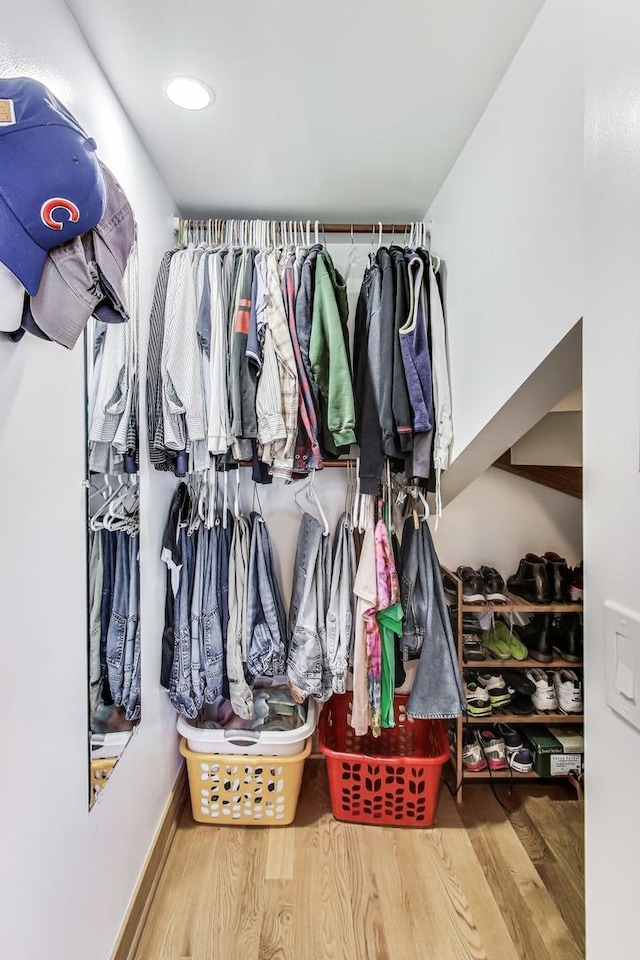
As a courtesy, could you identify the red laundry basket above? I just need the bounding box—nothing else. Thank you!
[319,694,450,827]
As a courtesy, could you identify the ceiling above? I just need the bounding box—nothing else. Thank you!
[66,0,544,221]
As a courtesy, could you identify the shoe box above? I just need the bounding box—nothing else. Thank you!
[520,725,584,777]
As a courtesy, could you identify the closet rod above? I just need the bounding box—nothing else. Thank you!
[238,459,353,469]
[172,217,431,235]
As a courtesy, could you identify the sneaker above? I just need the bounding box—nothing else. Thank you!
[509,746,534,773]
[479,729,508,770]
[456,566,486,603]
[554,669,583,714]
[476,673,511,707]
[462,614,483,635]
[463,634,485,662]
[464,679,492,716]
[494,723,523,756]
[494,619,528,660]
[480,627,512,660]
[462,729,488,771]
[526,668,559,713]
[479,566,508,602]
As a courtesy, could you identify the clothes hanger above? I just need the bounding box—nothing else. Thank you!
[90,475,128,530]
[90,473,112,501]
[222,468,229,530]
[251,481,265,520]
[104,479,139,531]
[294,471,330,536]
[233,468,241,520]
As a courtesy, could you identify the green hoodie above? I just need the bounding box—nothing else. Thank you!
[309,252,356,455]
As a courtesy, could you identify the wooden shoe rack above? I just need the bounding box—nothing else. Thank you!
[443,568,583,802]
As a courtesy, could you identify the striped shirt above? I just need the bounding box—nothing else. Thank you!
[146,249,178,470]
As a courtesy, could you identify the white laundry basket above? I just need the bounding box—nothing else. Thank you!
[177,699,317,756]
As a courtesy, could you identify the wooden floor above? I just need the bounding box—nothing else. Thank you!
[133,761,584,960]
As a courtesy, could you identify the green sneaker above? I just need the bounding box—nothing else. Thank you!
[481,627,511,660]
[494,620,528,661]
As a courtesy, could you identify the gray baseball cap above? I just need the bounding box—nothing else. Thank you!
[0,261,24,332]
[92,162,135,319]
[27,163,135,348]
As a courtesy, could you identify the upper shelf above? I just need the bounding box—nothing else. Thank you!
[461,599,582,614]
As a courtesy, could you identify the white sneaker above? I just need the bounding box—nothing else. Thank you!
[554,669,583,714]
[464,679,492,716]
[526,668,559,713]
[476,673,511,707]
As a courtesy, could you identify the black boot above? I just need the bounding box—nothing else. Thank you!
[522,613,554,662]
[552,614,583,662]
[507,554,551,603]
[543,552,571,603]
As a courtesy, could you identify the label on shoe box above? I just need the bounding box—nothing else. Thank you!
[521,726,583,777]
[552,726,584,753]
[550,753,582,776]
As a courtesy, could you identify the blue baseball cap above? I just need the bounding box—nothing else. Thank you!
[0,77,106,294]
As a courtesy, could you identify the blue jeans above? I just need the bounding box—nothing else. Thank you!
[106,531,131,707]
[169,528,199,717]
[121,533,140,721]
[326,513,356,694]
[287,512,332,702]
[246,512,286,677]
[202,526,224,703]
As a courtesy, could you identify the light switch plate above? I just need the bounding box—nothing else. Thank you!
[604,601,640,730]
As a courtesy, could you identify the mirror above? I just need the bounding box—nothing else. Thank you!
[85,258,140,808]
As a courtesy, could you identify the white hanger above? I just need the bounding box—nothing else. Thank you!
[377,220,383,249]
[104,479,139,531]
[233,468,241,520]
[222,469,229,530]
[294,471,330,536]
[90,476,127,530]
[207,462,217,529]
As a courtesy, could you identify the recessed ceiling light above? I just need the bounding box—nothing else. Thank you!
[165,77,213,111]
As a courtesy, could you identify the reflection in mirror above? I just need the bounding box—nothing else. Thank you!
[85,254,140,808]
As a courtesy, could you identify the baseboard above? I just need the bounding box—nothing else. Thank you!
[111,765,187,960]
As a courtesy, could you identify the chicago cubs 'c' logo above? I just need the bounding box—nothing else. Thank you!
[40,197,81,231]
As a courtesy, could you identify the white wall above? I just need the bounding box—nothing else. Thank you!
[0,4,179,959]
[433,466,582,576]
[427,0,583,459]
[584,4,640,957]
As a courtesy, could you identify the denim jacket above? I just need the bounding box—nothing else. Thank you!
[400,517,466,719]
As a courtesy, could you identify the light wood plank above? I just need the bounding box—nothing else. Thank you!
[265,828,295,880]
[132,764,584,960]
[458,788,583,960]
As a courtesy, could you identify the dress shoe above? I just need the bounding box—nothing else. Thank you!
[521,613,554,662]
[479,566,508,602]
[507,555,551,604]
[543,552,571,603]
[456,566,485,603]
